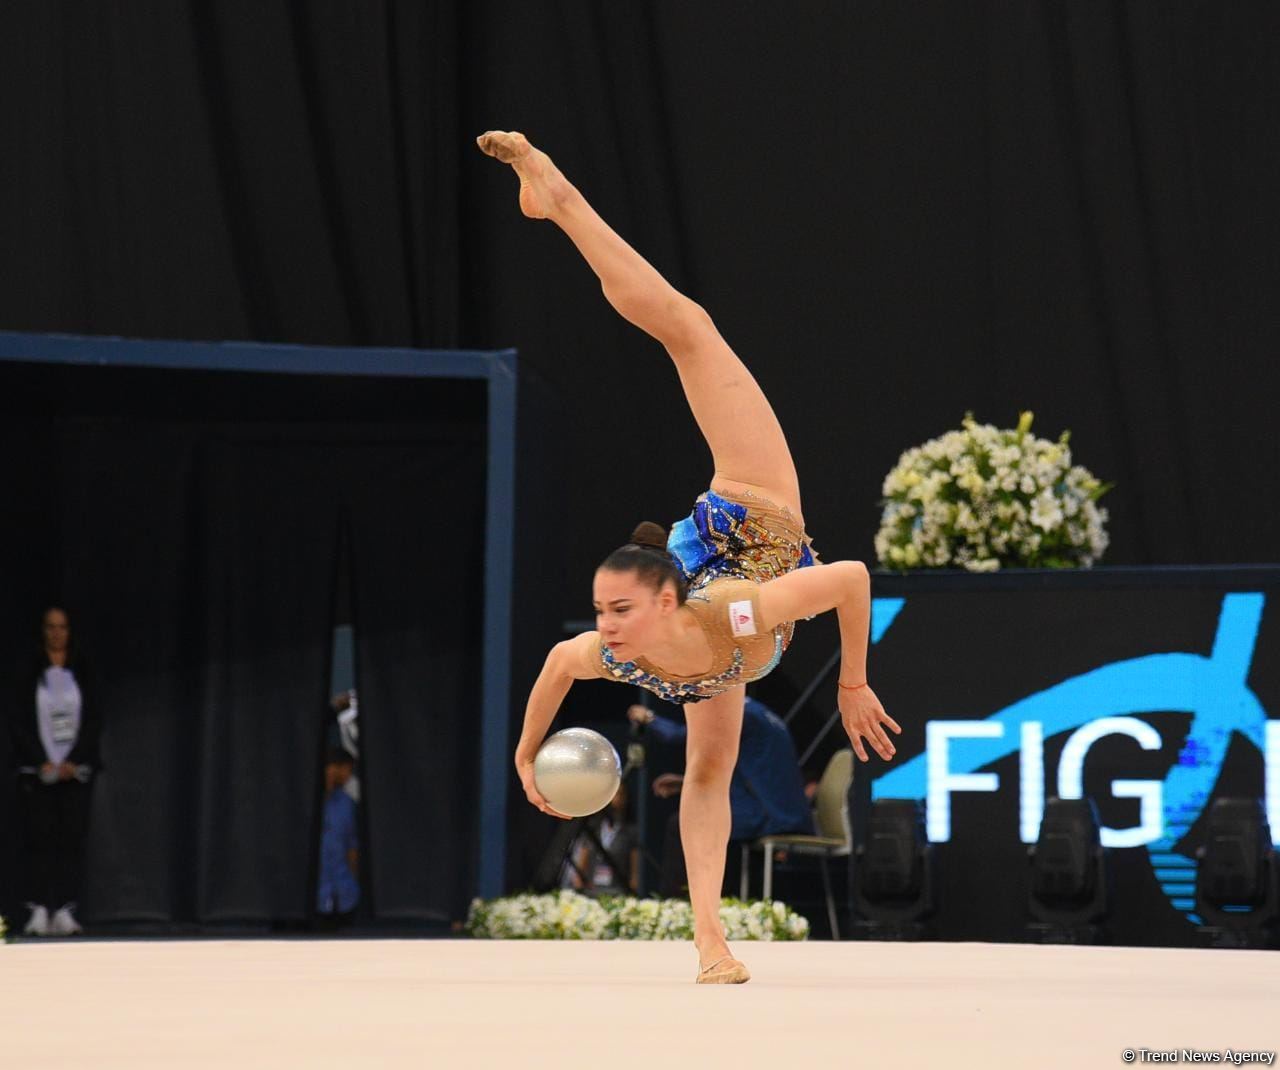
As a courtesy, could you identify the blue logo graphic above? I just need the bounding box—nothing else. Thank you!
[869,593,1272,923]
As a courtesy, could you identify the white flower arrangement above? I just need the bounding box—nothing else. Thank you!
[875,412,1113,572]
[465,890,809,941]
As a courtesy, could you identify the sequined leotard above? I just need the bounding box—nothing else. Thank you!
[588,487,816,704]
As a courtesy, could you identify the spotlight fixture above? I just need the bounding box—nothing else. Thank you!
[1026,797,1109,944]
[852,798,937,939]
[1195,797,1279,948]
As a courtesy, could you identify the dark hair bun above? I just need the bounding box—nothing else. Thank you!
[630,521,668,550]
[600,523,687,605]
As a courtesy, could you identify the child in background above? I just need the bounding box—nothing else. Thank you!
[316,748,359,930]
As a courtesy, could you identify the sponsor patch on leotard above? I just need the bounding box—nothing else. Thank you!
[728,600,757,638]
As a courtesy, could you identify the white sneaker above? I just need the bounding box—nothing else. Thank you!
[49,905,82,936]
[23,904,50,937]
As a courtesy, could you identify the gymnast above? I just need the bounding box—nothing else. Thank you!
[478,130,900,984]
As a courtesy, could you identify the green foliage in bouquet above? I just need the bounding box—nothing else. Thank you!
[464,890,809,941]
[875,412,1113,572]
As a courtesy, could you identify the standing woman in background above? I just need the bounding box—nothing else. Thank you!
[10,607,101,936]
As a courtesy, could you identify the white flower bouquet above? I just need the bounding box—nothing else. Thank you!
[875,412,1113,572]
[465,890,809,941]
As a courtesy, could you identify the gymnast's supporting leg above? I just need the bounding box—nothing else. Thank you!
[680,686,746,973]
[476,130,802,517]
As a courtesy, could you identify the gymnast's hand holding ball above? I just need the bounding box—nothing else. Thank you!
[517,727,622,819]
[516,750,570,819]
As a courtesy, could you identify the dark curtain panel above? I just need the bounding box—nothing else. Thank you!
[184,435,338,921]
[348,437,486,920]
[0,1,459,346]
[2,3,1279,897]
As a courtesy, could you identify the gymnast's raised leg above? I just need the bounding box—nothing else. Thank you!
[475,130,804,522]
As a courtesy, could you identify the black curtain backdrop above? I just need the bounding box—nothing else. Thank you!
[0,364,485,923]
[2,3,1279,902]
[349,439,486,921]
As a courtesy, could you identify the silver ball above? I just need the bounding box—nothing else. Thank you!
[533,727,622,817]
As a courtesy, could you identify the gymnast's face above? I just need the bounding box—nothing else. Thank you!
[593,568,678,657]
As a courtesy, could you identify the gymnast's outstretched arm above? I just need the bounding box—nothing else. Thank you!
[757,562,901,763]
[513,631,601,818]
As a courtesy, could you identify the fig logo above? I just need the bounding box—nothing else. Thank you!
[869,593,1276,922]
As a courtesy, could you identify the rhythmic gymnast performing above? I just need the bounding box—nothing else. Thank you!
[477,130,901,984]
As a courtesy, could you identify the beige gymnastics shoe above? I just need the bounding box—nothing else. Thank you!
[695,955,751,984]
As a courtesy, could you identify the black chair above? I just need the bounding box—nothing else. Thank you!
[1195,798,1279,944]
[852,799,937,937]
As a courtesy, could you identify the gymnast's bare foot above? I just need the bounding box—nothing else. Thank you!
[475,130,571,220]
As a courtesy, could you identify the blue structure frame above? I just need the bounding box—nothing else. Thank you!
[0,331,515,899]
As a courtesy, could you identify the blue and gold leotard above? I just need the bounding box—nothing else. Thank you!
[589,487,816,704]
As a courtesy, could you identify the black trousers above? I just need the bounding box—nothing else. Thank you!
[16,777,91,909]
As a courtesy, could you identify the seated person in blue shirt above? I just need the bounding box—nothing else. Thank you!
[628,696,813,897]
[316,747,360,929]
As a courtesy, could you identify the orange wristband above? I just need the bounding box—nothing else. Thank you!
[838,681,869,691]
